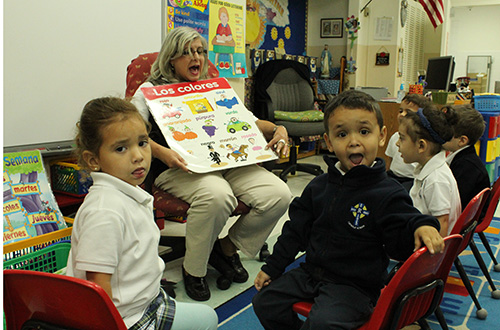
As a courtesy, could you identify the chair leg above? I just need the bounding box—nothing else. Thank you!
[417,318,432,330]
[469,240,500,298]
[434,306,449,330]
[454,258,488,319]
[296,163,324,176]
[289,144,299,176]
[478,232,500,272]
[279,164,296,182]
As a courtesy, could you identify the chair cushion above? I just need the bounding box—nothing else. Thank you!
[152,185,250,224]
[274,110,324,122]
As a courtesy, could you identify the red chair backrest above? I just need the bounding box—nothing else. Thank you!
[125,52,220,98]
[4,269,128,330]
[357,234,463,330]
[125,52,158,98]
[449,188,490,253]
[476,178,500,233]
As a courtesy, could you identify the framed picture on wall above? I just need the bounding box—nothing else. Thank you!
[321,18,343,38]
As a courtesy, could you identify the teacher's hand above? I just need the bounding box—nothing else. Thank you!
[266,125,289,157]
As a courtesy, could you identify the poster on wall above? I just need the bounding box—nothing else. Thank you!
[165,0,210,41]
[209,0,247,78]
[246,0,306,55]
[141,77,277,173]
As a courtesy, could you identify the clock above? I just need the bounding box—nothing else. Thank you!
[401,0,408,27]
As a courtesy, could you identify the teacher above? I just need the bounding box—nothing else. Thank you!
[132,26,292,301]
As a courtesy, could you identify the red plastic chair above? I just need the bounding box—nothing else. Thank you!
[293,235,463,330]
[449,187,491,319]
[3,269,127,330]
[470,177,500,275]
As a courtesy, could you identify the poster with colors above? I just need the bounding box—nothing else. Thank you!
[208,0,247,78]
[141,77,277,173]
[3,150,67,245]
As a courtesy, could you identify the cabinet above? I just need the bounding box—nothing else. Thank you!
[377,102,400,168]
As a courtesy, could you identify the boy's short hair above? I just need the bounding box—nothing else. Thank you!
[445,104,485,145]
[402,93,432,108]
[323,90,384,133]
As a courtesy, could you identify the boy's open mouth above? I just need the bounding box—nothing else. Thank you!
[349,153,363,165]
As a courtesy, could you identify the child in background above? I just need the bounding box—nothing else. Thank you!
[443,104,490,209]
[66,97,217,330]
[397,104,462,236]
[252,90,444,330]
[385,94,432,191]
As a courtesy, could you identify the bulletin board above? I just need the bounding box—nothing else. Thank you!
[163,0,248,78]
[246,0,307,55]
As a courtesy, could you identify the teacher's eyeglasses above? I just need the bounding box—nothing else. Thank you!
[182,47,207,58]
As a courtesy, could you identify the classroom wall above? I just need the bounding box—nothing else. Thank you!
[5,1,499,148]
[3,0,162,147]
[306,0,348,66]
[447,4,500,92]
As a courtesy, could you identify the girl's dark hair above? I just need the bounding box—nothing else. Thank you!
[323,90,384,133]
[401,104,458,155]
[74,97,149,169]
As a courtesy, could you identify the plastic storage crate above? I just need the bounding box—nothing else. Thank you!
[3,242,70,273]
[3,222,72,265]
[50,160,93,197]
[474,94,500,111]
[409,84,424,95]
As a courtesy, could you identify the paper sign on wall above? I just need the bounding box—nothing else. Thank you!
[142,78,277,173]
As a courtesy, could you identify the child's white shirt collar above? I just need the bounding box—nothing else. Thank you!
[445,146,469,165]
[335,160,377,176]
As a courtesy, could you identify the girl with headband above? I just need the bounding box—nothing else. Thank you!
[396,104,461,236]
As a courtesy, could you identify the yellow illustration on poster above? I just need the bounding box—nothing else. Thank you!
[165,0,210,40]
[141,78,275,173]
[208,0,247,78]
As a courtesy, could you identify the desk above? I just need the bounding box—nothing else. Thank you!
[377,102,400,168]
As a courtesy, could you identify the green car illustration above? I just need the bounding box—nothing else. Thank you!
[227,121,251,133]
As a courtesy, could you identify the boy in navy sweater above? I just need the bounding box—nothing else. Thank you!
[444,104,490,210]
[252,90,444,330]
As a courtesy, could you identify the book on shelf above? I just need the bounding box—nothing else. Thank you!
[3,150,67,245]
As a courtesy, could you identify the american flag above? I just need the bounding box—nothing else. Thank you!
[419,0,444,28]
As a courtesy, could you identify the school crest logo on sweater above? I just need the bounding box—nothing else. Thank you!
[349,203,370,229]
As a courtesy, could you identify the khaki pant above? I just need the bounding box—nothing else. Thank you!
[155,164,293,277]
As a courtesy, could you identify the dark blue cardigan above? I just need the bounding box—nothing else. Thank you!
[262,155,440,303]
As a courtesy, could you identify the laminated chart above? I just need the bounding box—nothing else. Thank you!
[3,150,67,245]
[142,77,277,173]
